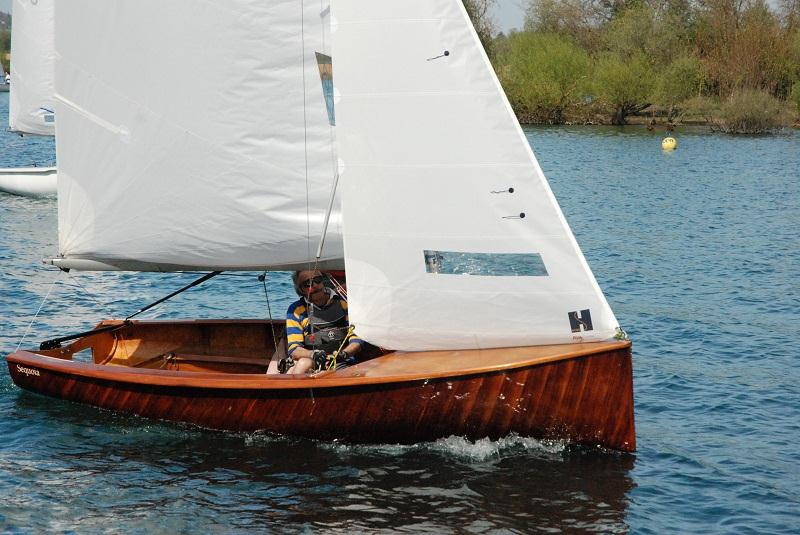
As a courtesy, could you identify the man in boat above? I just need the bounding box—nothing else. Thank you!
[269,269,363,374]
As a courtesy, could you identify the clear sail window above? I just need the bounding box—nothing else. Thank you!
[424,250,548,276]
[315,52,335,126]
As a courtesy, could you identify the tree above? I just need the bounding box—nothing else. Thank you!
[0,30,10,74]
[525,0,605,51]
[498,32,591,123]
[463,0,497,59]
[696,0,791,96]
[600,3,693,68]
[593,52,658,123]
[654,55,705,118]
[791,81,800,111]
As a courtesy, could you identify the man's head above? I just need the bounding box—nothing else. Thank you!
[293,270,325,298]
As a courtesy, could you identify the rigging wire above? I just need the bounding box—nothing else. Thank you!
[16,270,62,351]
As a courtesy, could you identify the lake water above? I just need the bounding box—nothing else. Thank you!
[1,91,798,533]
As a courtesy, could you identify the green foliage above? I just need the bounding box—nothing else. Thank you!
[593,52,657,123]
[717,89,789,133]
[524,0,603,51]
[504,0,797,126]
[791,82,800,112]
[0,29,9,73]
[602,5,661,60]
[654,55,704,116]
[463,0,497,59]
[498,32,591,123]
[680,95,721,121]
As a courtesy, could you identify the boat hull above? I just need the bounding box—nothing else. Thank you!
[0,166,57,197]
[7,352,634,452]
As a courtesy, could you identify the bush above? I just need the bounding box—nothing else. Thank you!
[717,89,789,134]
[497,32,590,124]
[791,82,800,113]
[679,95,721,123]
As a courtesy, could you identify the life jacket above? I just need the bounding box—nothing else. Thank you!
[304,294,349,353]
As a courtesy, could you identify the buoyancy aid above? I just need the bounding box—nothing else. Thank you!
[304,294,349,353]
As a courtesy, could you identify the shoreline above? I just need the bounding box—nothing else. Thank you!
[517,117,800,130]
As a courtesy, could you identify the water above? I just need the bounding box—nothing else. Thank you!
[1,90,798,533]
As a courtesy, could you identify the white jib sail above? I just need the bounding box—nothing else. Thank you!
[8,0,56,136]
[334,0,620,350]
[52,0,341,271]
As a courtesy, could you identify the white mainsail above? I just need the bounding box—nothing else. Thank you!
[334,0,619,349]
[51,0,340,271]
[9,0,56,136]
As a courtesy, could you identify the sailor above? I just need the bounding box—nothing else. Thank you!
[271,270,363,374]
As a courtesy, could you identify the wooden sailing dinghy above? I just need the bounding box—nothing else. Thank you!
[0,0,57,197]
[8,320,634,451]
[6,0,635,451]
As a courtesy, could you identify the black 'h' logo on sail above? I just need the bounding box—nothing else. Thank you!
[568,309,593,333]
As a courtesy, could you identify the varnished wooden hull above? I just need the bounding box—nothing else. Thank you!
[5,320,635,451]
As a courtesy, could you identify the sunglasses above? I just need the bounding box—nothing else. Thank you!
[300,275,325,289]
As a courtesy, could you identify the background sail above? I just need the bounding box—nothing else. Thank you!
[334,0,620,350]
[9,0,56,136]
[53,0,341,271]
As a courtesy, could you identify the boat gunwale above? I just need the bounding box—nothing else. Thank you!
[6,340,631,390]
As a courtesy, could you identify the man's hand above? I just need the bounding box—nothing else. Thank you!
[277,355,294,374]
[311,350,328,371]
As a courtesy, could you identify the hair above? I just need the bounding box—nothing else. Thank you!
[292,271,304,296]
[292,270,322,296]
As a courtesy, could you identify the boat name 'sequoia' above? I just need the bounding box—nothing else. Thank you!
[16,365,40,377]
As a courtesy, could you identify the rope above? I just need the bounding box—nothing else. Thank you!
[260,271,280,358]
[327,273,347,300]
[16,271,62,351]
[64,271,117,318]
[326,325,355,371]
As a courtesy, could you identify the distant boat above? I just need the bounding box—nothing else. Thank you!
[6,0,635,452]
[0,166,57,197]
[0,0,56,196]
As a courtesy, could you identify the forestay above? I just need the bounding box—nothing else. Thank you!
[9,0,56,136]
[334,0,620,349]
[52,0,341,271]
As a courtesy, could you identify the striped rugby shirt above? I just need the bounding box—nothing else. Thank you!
[285,290,363,356]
